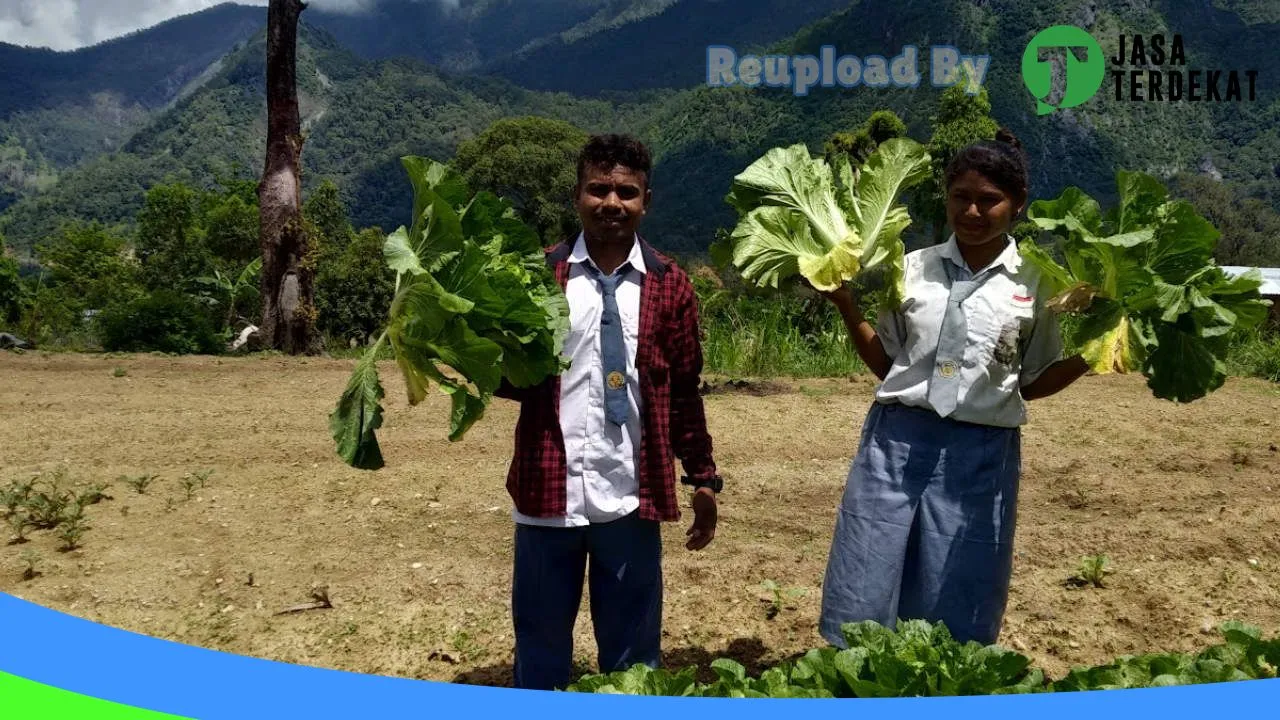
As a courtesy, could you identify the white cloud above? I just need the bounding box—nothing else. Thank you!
[309,0,382,13]
[0,0,435,51]
[0,0,261,50]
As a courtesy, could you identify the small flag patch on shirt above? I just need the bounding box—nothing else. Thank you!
[1013,294,1033,303]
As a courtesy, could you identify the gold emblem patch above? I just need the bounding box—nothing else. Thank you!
[939,361,958,379]
[607,371,626,390]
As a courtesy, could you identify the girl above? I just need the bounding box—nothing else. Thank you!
[817,129,1089,647]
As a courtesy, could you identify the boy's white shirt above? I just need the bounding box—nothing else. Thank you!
[513,233,647,527]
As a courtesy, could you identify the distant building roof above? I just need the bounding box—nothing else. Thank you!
[1222,266,1280,296]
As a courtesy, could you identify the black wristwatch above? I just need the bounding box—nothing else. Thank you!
[681,475,723,493]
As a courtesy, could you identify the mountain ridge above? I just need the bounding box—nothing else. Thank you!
[2,0,1276,263]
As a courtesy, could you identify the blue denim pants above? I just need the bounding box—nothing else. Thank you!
[820,402,1021,647]
[512,511,662,690]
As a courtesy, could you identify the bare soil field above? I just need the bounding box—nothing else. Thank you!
[2,353,1279,685]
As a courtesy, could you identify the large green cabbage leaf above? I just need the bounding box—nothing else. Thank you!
[1020,170,1271,403]
[713,138,930,304]
[330,157,569,469]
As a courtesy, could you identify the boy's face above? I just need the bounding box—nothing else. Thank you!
[575,163,651,245]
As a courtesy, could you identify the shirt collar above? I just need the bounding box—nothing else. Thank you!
[941,233,1021,275]
[569,232,648,274]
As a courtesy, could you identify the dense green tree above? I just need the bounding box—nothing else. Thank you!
[135,183,214,292]
[201,178,260,272]
[910,78,1001,245]
[302,180,394,347]
[315,226,394,347]
[1168,173,1280,268]
[0,231,21,324]
[452,117,589,244]
[35,222,141,313]
[305,180,357,255]
[133,179,265,297]
[25,221,142,344]
[98,289,222,355]
[824,110,908,167]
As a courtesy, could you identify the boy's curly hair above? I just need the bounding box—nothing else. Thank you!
[577,134,653,188]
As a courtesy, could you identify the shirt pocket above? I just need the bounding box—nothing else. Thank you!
[563,301,592,359]
[967,295,1034,370]
[618,303,641,367]
[619,305,639,340]
[901,294,943,365]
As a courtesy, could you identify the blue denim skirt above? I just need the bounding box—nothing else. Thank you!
[819,401,1021,646]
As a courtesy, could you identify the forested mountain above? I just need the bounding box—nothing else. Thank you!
[0,1,680,213]
[2,0,1276,261]
[0,24,658,256]
[0,4,267,212]
[481,0,856,93]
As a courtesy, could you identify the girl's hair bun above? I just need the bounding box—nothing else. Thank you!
[994,127,1023,152]
[944,128,1030,200]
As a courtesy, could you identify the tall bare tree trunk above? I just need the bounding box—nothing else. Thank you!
[259,0,317,354]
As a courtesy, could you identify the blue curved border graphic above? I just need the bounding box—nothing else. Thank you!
[2,592,1278,719]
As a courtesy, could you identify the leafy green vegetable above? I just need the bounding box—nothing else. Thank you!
[569,619,1041,698]
[701,658,835,698]
[330,157,569,469]
[567,620,1280,698]
[1021,170,1271,403]
[566,665,700,696]
[1052,622,1276,691]
[713,138,931,305]
[823,620,1044,697]
[329,342,387,470]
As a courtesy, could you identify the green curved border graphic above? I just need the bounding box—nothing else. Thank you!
[0,672,190,720]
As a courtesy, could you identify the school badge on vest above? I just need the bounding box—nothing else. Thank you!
[607,371,626,390]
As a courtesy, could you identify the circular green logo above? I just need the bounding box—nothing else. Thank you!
[1022,25,1105,115]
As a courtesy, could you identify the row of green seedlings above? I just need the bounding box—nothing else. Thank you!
[3,468,215,575]
[121,469,214,502]
[2,469,106,553]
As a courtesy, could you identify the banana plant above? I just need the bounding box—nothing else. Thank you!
[196,257,263,330]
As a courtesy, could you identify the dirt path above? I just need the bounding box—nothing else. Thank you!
[2,353,1278,684]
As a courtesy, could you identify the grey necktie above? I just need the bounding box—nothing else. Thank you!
[582,260,631,426]
[927,258,985,418]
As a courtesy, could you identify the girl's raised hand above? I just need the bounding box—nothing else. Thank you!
[802,278,856,310]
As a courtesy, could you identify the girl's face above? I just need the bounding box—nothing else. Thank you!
[946,170,1025,248]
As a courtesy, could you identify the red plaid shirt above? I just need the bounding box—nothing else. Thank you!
[496,237,718,522]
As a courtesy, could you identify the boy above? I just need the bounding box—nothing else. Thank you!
[497,134,722,690]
